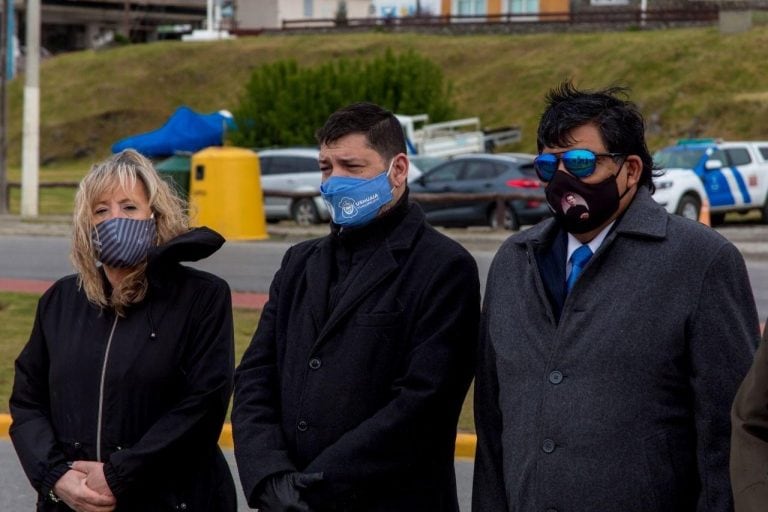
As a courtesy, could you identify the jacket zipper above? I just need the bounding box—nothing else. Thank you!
[96,316,119,462]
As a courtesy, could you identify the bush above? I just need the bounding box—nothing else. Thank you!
[230,49,456,149]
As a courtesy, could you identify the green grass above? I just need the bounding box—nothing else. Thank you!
[0,292,475,432]
[3,27,768,172]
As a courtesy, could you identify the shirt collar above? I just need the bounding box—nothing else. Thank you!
[566,220,615,263]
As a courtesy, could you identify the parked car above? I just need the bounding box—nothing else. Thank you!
[409,154,550,230]
[653,139,768,223]
[409,155,447,174]
[258,148,425,225]
[258,148,329,225]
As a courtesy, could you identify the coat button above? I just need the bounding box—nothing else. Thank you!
[297,420,308,432]
[542,439,556,453]
[548,371,563,384]
[73,441,81,449]
[309,358,322,370]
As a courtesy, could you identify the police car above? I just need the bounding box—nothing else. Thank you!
[652,139,768,223]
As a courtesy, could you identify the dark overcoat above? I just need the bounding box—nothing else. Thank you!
[232,203,480,511]
[10,228,237,511]
[473,188,758,512]
[731,323,768,511]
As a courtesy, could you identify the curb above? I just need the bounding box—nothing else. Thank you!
[0,414,477,458]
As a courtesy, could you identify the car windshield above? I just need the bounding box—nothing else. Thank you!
[654,147,706,170]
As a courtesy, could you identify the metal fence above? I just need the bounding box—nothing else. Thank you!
[5,183,538,231]
[276,7,721,31]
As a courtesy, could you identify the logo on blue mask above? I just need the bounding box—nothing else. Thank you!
[320,162,395,228]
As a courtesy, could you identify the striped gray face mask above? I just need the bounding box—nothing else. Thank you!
[92,216,156,268]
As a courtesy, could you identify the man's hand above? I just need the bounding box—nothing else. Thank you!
[71,461,114,498]
[53,468,116,512]
[256,472,324,512]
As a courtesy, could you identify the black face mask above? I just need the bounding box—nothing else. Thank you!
[545,166,631,234]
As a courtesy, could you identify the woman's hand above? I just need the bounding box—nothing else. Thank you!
[71,461,115,498]
[53,468,116,512]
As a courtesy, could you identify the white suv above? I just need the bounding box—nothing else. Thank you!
[258,148,329,225]
[653,140,768,223]
[258,148,424,225]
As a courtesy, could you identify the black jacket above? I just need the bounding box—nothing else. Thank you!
[232,202,480,511]
[10,227,237,512]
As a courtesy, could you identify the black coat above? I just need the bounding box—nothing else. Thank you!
[232,203,480,511]
[10,227,237,512]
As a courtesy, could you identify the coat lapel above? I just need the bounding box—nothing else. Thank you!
[305,237,335,334]
[315,243,399,346]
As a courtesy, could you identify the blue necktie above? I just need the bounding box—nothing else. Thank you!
[566,245,593,293]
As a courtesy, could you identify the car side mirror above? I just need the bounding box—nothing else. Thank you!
[704,159,723,170]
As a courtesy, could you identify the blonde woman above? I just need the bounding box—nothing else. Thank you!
[10,150,237,512]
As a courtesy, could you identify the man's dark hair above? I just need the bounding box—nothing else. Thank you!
[316,102,406,162]
[537,80,656,192]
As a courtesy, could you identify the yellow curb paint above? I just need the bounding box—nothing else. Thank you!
[455,432,477,459]
[0,414,10,440]
[1,414,478,461]
[218,422,234,448]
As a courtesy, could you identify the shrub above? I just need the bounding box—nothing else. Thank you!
[230,49,456,149]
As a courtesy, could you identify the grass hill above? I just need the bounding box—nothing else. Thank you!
[4,25,768,178]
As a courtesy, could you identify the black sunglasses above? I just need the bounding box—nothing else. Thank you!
[534,149,627,181]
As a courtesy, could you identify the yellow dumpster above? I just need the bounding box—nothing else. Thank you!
[189,147,268,240]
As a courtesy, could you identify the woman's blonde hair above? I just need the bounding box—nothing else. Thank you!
[71,149,189,314]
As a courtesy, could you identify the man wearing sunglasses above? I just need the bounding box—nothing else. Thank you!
[473,81,758,512]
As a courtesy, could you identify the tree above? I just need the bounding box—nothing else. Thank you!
[230,50,456,149]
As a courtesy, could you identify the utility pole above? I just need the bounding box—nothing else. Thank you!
[21,0,40,218]
[0,0,8,214]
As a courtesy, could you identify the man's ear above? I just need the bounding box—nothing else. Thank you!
[390,153,409,188]
[625,155,643,189]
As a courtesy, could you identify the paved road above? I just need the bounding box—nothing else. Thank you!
[1,233,767,320]
[0,440,474,510]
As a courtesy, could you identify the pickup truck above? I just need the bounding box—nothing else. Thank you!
[652,139,768,223]
[396,113,521,158]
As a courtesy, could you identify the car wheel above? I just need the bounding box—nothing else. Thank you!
[710,212,726,225]
[488,204,520,231]
[292,198,320,226]
[675,194,700,221]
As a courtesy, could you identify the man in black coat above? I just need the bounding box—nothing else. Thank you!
[233,102,480,511]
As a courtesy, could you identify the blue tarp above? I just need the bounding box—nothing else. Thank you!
[111,106,235,158]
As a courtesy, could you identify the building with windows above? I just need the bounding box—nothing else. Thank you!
[237,0,372,29]
[440,0,569,17]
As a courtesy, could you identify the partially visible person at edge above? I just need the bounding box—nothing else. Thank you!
[232,102,480,511]
[10,149,237,512]
[473,81,758,512]
[731,324,768,511]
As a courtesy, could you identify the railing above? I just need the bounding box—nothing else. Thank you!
[5,181,80,209]
[4,184,540,231]
[278,8,720,31]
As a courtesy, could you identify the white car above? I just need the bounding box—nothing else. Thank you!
[258,148,424,225]
[653,140,768,223]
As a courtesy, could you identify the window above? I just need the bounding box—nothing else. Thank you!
[426,162,463,182]
[725,148,752,167]
[508,0,538,14]
[464,161,503,180]
[455,0,486,15]
[260,156,319,175]
[759,147,768,160]
[304,0,313,17]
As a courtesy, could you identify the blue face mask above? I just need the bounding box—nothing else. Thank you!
[92,216,157,268]
[319,162,395,228]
